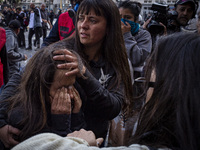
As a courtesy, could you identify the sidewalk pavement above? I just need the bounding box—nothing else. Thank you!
[19,29,50,68]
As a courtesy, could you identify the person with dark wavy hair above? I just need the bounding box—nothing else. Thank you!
[118,0,152,99]
[0,39,84,149]
[12,33,200,150]
[119,0,152,78]
[52,0,133,141]
[132,32,200,150]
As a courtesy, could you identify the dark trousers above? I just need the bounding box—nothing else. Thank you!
[28,27,42,48]
[42,27,47,40]
[18,28,25,47]
[28,28,35,48]
[35,27,42,47]
[50,19,54,26]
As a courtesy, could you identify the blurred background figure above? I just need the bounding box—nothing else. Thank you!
[49,9,55,26]
[15,6,26,48]
[5,20,27,80]
[40,3,52,40]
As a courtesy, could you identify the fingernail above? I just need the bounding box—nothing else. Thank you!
[57,64,61,68]
[97,141,100,146]
[68,86,73,89]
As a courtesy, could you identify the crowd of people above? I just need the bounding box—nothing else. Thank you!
[0,3,55,48]
[0,0,200,150]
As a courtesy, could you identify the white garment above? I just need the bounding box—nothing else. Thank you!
[12,133,171,150]
[28,8,42,28]
[29,11,34,28]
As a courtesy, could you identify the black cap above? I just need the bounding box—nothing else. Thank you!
[175,0,198,18]
[8,20,21,29]
[175,0,196,8]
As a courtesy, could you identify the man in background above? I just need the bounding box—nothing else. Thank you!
[40,4,52,40]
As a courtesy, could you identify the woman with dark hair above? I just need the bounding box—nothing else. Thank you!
[118,0,152,79]
[13,33,200,150]
[53,0,133,140]
[132,32,200,150]
[0,0,133,148]
[106,1,152,145]
[0,40,83,149]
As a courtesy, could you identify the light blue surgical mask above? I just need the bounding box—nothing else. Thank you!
[121,18,140,36]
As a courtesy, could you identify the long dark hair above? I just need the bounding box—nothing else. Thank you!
[75,0,133,114]
[132,33,200,150]
[6,39,82,141]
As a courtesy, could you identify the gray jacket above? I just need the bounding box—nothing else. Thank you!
[40,9,49,28]
[123,28,152,72]
[5,28,25,79]
[34,8,42,28]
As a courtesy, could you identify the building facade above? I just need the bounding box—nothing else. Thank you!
[20,0,71,13]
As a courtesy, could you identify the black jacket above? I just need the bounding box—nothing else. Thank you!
[75,57,124,139]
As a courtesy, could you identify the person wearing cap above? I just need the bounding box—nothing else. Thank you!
[143,0,198,35]
[5,20,27,80]
[168,0,199,34]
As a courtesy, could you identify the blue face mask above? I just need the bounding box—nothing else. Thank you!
[121,18,140,36]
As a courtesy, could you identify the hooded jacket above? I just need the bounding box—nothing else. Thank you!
[5,27,25,80]
[33,8,42,28]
